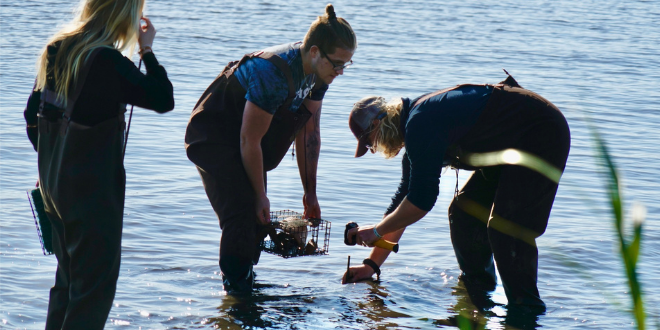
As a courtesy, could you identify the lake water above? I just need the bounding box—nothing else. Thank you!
[1,0,659,329]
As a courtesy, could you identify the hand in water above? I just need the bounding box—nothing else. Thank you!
[342,264,375,284]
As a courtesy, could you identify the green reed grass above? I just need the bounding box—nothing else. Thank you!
[590,128,646,330]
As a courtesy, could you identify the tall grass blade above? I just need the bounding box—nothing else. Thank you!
[589,125,645,330]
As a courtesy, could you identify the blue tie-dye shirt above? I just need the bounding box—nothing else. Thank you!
[234,42,328,114]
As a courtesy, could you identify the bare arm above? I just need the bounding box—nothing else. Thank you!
[373,198,428,239]
[296,98,322,219]
[240,101,273,224]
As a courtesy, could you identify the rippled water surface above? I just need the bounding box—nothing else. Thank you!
[1,0,659,329]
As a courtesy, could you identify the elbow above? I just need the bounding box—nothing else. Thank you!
[239,133,250,153]
[162,97,175,112]
[153,95,175,113]
[240,133,261,156]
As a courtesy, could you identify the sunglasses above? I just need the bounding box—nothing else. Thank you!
[319,48,353,71]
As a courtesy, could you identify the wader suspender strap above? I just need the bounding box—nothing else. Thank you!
[499,69,522,88]
[60,49,102,135]
[222,50,296,109]
[39,48,102,135]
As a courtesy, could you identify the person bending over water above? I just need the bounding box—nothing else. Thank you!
[185,4,357,293]
[343,74,570,314]
[24,0,174,328]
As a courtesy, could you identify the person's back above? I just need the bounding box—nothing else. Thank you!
[23,0,173,328]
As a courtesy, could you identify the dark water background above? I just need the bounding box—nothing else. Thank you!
[1,0,659,329]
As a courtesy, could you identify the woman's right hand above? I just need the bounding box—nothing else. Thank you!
[256,193,271,225]
[138,16,156,50]
[342,264,375,284]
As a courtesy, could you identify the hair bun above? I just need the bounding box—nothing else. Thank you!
[325,4,337,19]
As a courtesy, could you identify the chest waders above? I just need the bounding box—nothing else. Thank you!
[38,49,127,329]
[441,76,570,313]
[184,51,312,292]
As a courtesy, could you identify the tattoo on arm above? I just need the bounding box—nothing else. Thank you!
[306,109,321,162]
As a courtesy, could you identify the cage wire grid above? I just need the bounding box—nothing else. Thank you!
[260,209,331,258]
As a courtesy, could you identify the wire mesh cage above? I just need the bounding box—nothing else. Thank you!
[260,209,331,258]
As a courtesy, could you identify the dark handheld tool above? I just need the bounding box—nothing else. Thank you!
[27,188,53,255]
[344,222,399,253]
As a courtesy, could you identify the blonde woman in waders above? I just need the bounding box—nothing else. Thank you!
[343,75,570,321]
[185,4,356,293]
[23,0,174,328]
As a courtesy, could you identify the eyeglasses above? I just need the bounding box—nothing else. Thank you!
[319,48,353,71]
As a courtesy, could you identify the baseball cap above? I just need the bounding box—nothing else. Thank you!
[349,96,386,157]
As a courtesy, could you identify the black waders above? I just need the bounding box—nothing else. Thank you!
[38,49,127,329]
[447,83,570,312]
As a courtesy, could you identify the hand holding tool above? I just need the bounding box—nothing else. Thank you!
[344,222,399,253]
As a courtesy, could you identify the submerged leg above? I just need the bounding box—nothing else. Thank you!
[196,148,263,293]
[448,167,501,293]
[488,164,559,310]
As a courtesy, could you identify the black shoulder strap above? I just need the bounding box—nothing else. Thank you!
[39,48,102,135]
[40,47,103,118]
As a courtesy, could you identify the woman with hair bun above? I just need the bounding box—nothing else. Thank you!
[185,4,357,293]
[23,0,174,327]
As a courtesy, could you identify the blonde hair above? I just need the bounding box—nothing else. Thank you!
[34,0,145,107]
[372,98,405,159]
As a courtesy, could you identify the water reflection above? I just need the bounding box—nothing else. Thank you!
[431,279,543,329]
[210,287,314,329]
[502,305,543,330]
[353,281,411,325]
